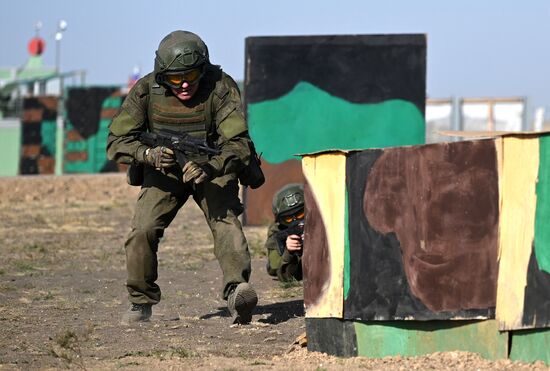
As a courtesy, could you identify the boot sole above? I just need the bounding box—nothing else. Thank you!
[232,283,258,324]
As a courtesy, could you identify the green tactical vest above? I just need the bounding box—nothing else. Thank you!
[147,78,215,164]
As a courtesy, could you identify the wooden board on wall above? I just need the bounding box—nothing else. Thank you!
[497,135,550,330]
[302,153,347,318]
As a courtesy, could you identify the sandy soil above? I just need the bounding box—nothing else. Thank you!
[0,173,548,370]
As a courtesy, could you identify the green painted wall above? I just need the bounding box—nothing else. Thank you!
[0,120,21,176]
[510,329,550,365]
[248,82,425,164]
[354,320,508,360]
[535,135,550,274]
[344,188,351,300]
[41,120,57,157]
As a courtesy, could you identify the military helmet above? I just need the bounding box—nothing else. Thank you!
[154,30,209,86]
[272,183,304,219]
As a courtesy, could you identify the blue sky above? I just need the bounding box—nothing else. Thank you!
[1,0,549,117]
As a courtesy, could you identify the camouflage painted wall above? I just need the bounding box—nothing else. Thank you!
[64,87,126,173]
[303,134,550,362]
[302,134,550,328]
[243,34,426,225]
[20,96,58,174]
[345,140,499,321]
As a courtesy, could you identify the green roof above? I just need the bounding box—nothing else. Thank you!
[17,56,55,80]
[0,69,14,80]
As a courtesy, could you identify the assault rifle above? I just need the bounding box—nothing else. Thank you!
[275,220,305,256]
[138,129,221,168]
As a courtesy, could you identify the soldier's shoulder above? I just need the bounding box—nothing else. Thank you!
[219,71,239,89]
[129,73,155,97]
[206,66,240,99]
[220,72,241,96]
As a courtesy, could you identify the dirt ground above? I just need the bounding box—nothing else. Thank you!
[0,173,548,370]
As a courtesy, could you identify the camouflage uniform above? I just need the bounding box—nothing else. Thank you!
[265,222,303,282]
[107,64,252,304]
[264,183,304,283]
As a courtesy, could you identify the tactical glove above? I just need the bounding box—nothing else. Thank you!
[182,161,213,184]
[144,146,176,168]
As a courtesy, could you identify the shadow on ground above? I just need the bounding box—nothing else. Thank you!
[200,299,304,324]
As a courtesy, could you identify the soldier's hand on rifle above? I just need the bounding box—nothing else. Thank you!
[144,146,176,168]
[182,161,212,184]
[286,234,303,253]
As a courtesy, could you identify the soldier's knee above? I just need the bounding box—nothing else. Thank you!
[127,224,164,247]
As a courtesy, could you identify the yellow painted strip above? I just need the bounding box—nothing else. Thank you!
[495,138,503,262]
[302,153,347,318]
[496,137,539,330]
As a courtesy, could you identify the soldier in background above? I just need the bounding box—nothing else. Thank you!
[107,30,258,325]
[264,184,305,283]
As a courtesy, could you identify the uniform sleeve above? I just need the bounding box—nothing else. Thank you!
[265,221,303,282]
[265,222,281,277]
[206,74,252,176]
[266,249,281,277]
[277,250,303,282]
[106,77,151,165]
[264,222,281,252]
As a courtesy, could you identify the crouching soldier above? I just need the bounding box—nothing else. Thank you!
[264,184,305,282]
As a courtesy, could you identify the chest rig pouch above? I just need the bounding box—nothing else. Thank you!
[126,81,215,186]
[148,83,214,165]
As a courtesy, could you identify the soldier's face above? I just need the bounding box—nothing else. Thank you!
[171,80,199,101]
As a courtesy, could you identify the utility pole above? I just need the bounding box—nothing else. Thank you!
[54,20,67,175]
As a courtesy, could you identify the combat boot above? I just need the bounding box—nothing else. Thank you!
[227,282,258,324]
[121,303,152,325]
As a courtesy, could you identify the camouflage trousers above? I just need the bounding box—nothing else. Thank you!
[124,166,251,305]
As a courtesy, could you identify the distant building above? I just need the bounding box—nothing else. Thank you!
[426,97,528,143]
[0,34,85,118]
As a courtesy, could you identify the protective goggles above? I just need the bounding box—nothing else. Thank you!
[281,209,305,224]
[161,68,203,88]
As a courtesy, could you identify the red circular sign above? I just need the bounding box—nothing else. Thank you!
[28,37,46,56]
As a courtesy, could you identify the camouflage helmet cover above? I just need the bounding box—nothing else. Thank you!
[154,30,209,79]
[272,183,305,218]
